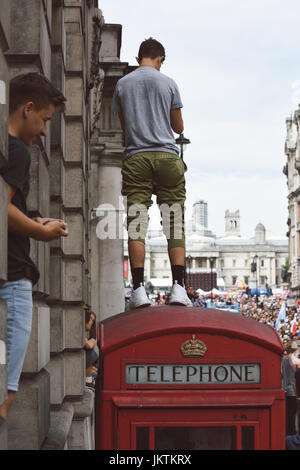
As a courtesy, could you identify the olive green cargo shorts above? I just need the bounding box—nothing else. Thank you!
[122,151,186,249]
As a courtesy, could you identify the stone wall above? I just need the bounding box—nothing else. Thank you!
[0,0,102,450]
[0,1,130,450]
[0,0,10,451]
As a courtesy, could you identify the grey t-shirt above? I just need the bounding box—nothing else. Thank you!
[282,356,296,396]
[112,66,183,158]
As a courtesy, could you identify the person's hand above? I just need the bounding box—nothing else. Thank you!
[88,338,96,348]
[40,220,69,241]
[85,338,96,349]
[34,217,65,226]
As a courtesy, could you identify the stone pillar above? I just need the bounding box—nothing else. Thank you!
[90,24,135,320]
[144,251,151,283]
[90,141,125,320]
[98,151,125,320]
[0,0,10,450]
[271,257,276,288]
[256,256,260,288]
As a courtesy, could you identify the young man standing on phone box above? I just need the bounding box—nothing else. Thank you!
[112,37,192,309]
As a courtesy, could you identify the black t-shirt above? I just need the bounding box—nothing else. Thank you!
[295,368,300,397]
[0,134,40,285]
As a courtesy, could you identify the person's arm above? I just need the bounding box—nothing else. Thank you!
[8,185,68,241]
[170,108,184,135]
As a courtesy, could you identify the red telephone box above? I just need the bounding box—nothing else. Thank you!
[95,307,285,450]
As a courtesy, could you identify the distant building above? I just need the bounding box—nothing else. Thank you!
[124,207,288,292]
[225,210,241,237]
[192,200,208,229]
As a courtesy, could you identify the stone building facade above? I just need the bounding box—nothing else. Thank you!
[284,110,300,297]
[0,0,129,450]
[0,0,10,452]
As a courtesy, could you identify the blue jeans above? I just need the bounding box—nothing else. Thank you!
[0,278,33,391]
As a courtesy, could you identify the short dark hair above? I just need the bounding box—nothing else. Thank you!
[138,37,165,62]
[9,72,66,114]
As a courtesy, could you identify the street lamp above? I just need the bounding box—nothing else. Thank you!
[187,255,192,287]
[209,257,215,303]
[251,255,258,299]
[175,134,191,160]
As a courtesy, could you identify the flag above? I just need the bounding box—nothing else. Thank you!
[275,299,287,331]
[282,290,289,300]
[291,315,298,336]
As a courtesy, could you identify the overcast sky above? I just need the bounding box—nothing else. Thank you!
[99,0,300,238]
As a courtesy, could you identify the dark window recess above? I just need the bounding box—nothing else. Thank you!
[242,426,254,450]
[154,426,236,450]
[136,427,149,450]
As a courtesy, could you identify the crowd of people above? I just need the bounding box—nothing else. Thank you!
[142,287,300,344]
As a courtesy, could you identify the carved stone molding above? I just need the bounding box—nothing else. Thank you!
[90,67,105,137]
[88,13,105,137]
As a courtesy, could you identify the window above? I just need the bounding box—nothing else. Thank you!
[241,426,255,450]
[196,258,207,268]
[136,427,149,450]
[154,426,236,450]
[245,259,248,267]
[244,276,249,285]
[232,276,237,285]
[260,276,267,286]
[232,259,236,267]
[261,259,264,267]
[135,425,255,451]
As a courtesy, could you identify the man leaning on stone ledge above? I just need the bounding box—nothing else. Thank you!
[0,73,69,422]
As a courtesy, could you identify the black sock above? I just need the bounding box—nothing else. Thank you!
[171,265,185,287]
[132,267,144,290]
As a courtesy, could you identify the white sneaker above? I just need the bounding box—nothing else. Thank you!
[129,284,151,309]
[169,281,193,307]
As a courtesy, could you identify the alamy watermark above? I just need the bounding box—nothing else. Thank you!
[94,196,184,241]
